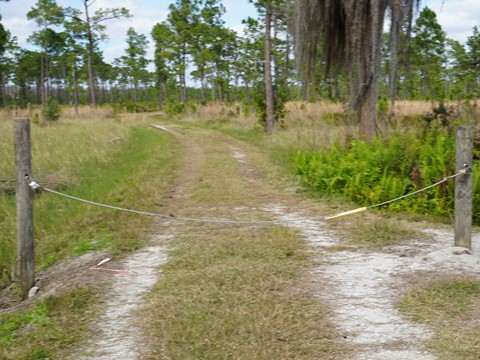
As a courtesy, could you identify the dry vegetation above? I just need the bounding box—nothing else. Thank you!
[175,99,479,152]
[398,277,480,359]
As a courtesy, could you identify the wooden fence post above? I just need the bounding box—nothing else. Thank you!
[14,118,35,299]
[454,126,473,250]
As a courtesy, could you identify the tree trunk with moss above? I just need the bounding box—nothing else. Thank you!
[294,0,419,141]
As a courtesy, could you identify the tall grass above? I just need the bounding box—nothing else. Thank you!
[0,115,180,288]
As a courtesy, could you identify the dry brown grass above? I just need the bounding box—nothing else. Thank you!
[398,277,480,359]
[173,100,458,152]
[0,113,132,180]
[174,102,259,130]
[0,105,116,122]
[285,100,344,119]
[393,100,436,117]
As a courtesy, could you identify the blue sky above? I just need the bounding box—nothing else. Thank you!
[0,0,479,64]
[0,0,257,62]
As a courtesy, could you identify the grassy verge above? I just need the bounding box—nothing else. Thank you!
[143,225,344,359]
[1,116,181,357]
[398,278,480,359]
[1,118,180,287]
[0,288,97,360]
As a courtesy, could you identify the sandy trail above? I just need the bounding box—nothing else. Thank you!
[264,205,479,360]
[75,238,172,360]
[72,123,479,359]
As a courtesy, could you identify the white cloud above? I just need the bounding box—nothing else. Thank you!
[424,0,480,43]
[0,0,37,46]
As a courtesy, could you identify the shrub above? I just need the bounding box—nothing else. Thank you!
[123,102,158,113]
[291,129,480,222]
[165,102,186,115]
[43,97,61,122]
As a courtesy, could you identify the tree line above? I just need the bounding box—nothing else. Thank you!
[0,1,479,124]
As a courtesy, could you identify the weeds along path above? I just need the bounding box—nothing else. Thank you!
[74,122,478,359]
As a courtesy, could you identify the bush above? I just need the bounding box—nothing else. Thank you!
[422,101,458,129]
[165,102,186,115]
[43,97,61,121]
[123,102,158,113]
[164,102,197,116]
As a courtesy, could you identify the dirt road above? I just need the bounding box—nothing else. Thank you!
[73,122,480,359]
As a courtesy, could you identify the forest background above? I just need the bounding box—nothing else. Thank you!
[0,0,479,112]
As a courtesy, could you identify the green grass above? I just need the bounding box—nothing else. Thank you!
[0,120,180,288]
[398,279,480,359]
[138,125,346,359]
[143,226,344,359]
[0,288,98,359]
[0,117,181,357]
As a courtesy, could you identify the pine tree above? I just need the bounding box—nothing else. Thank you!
[27,0,64,112]
[466,25,480,97]
[114,28,150,103]
[411,7,446,100]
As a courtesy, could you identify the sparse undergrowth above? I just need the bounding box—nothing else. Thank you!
[398,278,480,359]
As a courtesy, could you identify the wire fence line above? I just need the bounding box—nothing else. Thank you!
[30,178,283,225]
[24,168,468,224]
[368,167,468,210]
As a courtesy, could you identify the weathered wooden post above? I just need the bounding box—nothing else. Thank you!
[14,118,35,299]
[454,126,473,250]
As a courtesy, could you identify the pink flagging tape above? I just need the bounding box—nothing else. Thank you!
[89,257,131,274]
[90,267,132,274]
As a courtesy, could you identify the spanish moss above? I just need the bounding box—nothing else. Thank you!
[294,0,420,140]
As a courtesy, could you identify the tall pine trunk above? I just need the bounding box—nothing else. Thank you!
[264,4,276,134]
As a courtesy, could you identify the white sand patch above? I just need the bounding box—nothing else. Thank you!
[75,234,173,360]
[262,205,480,359]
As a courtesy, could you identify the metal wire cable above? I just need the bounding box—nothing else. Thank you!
[368,168,468,210]
[28,177,281,224]
[26,166,469,223]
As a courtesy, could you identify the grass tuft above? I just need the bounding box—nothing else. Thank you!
[398,278,480,359]
[346,216,421,247]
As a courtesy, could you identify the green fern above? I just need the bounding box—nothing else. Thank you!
[292,130,478,223]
